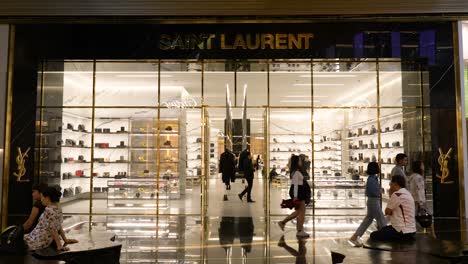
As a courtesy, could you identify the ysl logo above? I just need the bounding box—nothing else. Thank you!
[437,147,454,184]
[13,147,31,182]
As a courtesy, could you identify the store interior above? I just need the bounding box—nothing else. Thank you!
[34,59,432,263]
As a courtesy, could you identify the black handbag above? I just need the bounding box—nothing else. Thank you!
[0,226,25,255]
[280,199,295,210]
[416,209,432,228]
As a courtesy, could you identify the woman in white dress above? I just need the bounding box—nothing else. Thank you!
[407,160,436,238]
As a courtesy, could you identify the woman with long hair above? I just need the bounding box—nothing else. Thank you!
[278,155,309,238]
[349,162,387,246]
[408,160,436,238]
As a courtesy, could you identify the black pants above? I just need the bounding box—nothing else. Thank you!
[240,178,253,201]
[370,225,415,241]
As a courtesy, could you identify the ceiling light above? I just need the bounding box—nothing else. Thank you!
[300,74,357,78]
[285,95,328,98]
[280,100,321,103]
[115,74,173,78]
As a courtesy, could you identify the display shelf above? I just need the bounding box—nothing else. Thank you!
[40,145,92,149]
[37,129,91,135]
[346,129,403,140]
[346,112,402,128]
[94,132,129,135]
[315,149,341,152]
[270,150,311,153]
[270,142,311,145]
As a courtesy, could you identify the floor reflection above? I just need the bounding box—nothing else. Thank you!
[218,217,255,263]
[277,236,307,264]
[61,215,459,264]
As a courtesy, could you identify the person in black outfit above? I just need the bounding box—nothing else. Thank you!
[23,183,48,233]
[269,166,278,183]
[219,149,236,201]
[238,151,255,203]
[238,148,249,173]
[219,149,236,189]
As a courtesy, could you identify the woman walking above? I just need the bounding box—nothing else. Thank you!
[349,162,387,246]
[408,160,436,238]
[278,155,310,238]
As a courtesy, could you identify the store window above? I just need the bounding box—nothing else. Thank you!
[269,61,311,107]
[34,59,432,221]
[313,60,377,107]
[95,62,158,106]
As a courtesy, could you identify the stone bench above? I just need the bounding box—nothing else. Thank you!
[32,231,121,264]
[362,234,468,262]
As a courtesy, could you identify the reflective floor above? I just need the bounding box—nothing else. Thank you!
[61,179,462,263]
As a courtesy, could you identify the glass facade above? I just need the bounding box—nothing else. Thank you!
[3,22,463,262]
[35,59,431,218]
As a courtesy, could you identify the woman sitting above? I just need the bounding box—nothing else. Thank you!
[24,187,77,251]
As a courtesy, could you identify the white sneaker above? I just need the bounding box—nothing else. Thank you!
[296,231,310,238]
[347,238,363,247]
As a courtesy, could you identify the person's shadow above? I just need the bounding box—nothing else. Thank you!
[218,217,255,262]
[277,235,307,264]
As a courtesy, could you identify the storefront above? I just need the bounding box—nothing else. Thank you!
[0,21,465,260]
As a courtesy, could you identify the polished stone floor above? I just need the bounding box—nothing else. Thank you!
[59,178,465,263]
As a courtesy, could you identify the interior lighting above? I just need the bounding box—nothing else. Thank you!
[300,74,357,78]
[293,83,344,86]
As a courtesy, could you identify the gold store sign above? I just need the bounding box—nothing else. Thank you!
[160,33,314,50]
[13,147,31,182]
[437,147,454,184]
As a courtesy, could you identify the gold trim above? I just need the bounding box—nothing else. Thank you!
[1,25,14,229]
[453,22,467,232]
[89,60,97,228]
[36,61,45,181]
[376,59,382,205]
[0,16,466,26]
[310,59,315,216]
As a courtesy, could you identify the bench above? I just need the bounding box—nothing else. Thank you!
[362,234,468,262]
[0,255,65,264]
[32,231,121,264]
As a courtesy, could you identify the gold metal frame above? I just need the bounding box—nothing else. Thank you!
[1,25,14,229]
[453,21,467,238]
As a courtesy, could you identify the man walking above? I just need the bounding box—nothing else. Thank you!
[391,153,408,179]
[239,151,255,203]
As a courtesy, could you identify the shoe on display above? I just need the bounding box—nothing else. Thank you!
[165,126,172,131]
[296,231,310,238]
[278,221,285,231]
[164,140,172,147]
